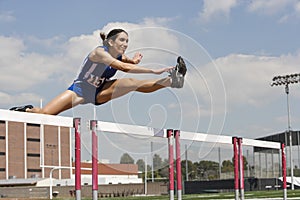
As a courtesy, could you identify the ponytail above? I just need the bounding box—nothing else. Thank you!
[100,32,109,46]
[100,32,106,41]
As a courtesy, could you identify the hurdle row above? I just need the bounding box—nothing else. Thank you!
[73,118,287,200]
[0,109,286,200]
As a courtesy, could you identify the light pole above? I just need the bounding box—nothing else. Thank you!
[271,73,300,190]
[185,145,188,181]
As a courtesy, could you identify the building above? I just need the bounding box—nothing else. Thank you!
[0,109,73,180]
[0,109,141,186]
[76,162,142,185]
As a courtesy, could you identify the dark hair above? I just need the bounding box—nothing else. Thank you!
[100,29,128,46]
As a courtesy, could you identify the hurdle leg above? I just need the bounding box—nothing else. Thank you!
[167,129,174,200]
[174,130,182,200]
[74,118,81,200]
[238,138,244,200]
[281,143,287,200]
[90,120,98,200]
[232,137,239,200]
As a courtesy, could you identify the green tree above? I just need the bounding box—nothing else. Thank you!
[136,159,145,171]
[158,158,169,178]
[135,159,152,181]
[181,160,196,180]
[231,155,248,170]
[195,160,219,180]
[222,160,234,173]
[242,156,248,169]
[120,153,134,164]
[153,154,162,170]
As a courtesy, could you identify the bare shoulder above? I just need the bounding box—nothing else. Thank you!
[89,47,105,60]
[89,47,115,65]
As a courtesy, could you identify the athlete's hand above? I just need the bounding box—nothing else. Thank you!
[153,66,174,75]
[132,52,143,64]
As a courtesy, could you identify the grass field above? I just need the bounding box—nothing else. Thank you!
[53,189,300,200]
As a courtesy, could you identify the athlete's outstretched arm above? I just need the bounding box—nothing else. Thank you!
[110,60,173,74]
[89,47,173,74]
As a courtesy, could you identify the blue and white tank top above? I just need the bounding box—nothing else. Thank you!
[74,46,121,88]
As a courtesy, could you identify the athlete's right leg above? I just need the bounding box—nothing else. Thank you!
[27,90,84,115]
[96,77,171,104]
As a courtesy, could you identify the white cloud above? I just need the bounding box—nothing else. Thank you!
[0,11,15,23]
[0,35,78,92]
[197,53,300,110]
[142,17,176,26]
[276,115,300,128]
[198,0,238,22]
[279,1,300,22]
[295,1,300,13]
[0,92,41,106]
[247,0,291,15]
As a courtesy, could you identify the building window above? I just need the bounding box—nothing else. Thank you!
[0,152,5,156]
[0,168,5,172]
[27,153,40,157]
[27,169,42,172]
[27,138,40,142]
[27,123,40,127]
[0,136,5,140]
[0,121,5,124]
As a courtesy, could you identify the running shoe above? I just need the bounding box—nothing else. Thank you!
[9,105,33,112]
[170,56,187,88]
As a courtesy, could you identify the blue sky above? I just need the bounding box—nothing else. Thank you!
[1,0,300,163]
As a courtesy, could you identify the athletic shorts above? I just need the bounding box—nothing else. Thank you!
[68,81,107,105]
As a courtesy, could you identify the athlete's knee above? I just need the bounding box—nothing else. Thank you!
[125,78,139,84]
[40,108,60,115]
[28,107,56,115]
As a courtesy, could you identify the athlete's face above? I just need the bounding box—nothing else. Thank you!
[110,32,128,55]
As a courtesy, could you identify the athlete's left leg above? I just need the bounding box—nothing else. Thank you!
[96,77,171,104]
[27,90,84,115]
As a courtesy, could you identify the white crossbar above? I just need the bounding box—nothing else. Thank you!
[97,121,165,137]
[180,130,233,144]
[181,131,281,149]
[243,138,281,149]
[97,121,281,149]
[0,109,73,127]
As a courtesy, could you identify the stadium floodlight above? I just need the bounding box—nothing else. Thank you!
[271,73,300,87]
[271,73,300,191]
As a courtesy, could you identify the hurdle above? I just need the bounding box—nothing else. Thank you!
[72,118,286,200]
[176,130,285,200]
[281,143,287,200]
[232,137,239,200]
[232,137,287,200]
[73,118,99,200]
[238,138,245,200]
[90,120,98,200]
[73,118,81,200]
[167,130,175,200]
[174,130,182,200]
